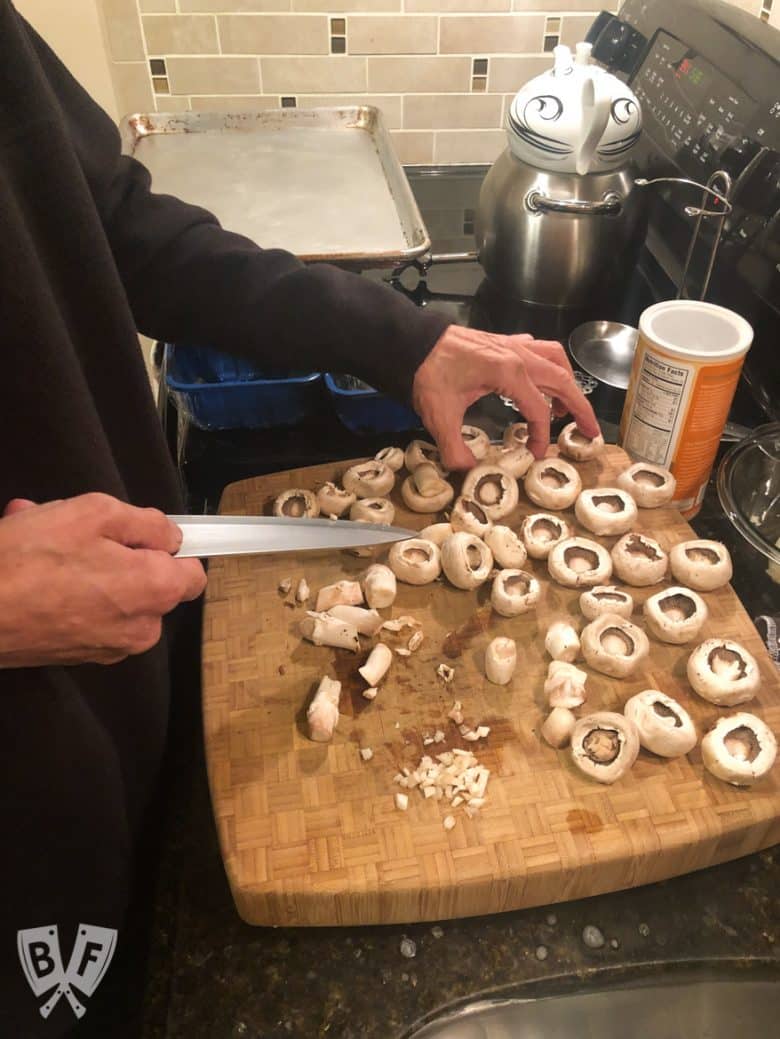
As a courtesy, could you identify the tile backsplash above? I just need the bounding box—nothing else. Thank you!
[99,0,775,165]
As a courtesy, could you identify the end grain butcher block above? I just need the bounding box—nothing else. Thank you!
[202,446,780,927]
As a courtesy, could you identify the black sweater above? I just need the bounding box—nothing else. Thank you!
[0,6,448,829]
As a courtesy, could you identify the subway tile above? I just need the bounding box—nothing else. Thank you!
[190,95,280,111]
[139,0,176,12]
[297,94,403,129]
[433,129,505,164]
[348,16,437,55]
[407,0,509,8]
[261,56,367,93]
[111,61,154,118]
[180,1,291,10]
[367,56,470,93]
[404,93,502,130]
[100,0,146,61]
[293,0,400,10]
[440,14,546,54]
[487,54,550,92]
[513,0,603,10]
[167,57,261,95]
[218,15,328,54]
[559,13,600,48]
[390,131,435,165]
[142,15,219,55]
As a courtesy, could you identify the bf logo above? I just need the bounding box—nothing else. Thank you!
[17,924,117,1019]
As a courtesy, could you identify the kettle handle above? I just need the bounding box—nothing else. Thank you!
[575,75,612,176]
[527,191,622,215]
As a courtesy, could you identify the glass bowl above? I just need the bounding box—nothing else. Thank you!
[717,422,780,568]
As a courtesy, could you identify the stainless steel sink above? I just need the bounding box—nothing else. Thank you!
[402,962,780,1039]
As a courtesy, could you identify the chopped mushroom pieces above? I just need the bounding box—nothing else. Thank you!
[395,793,409,811]
[437,664,455,684]
[443,815,456,831]
[295,578,310,604]
[306,676,342,743]
[362,687,378,701]
[360,747,374,762]
[278,578,292,596]
[448,700,464,724]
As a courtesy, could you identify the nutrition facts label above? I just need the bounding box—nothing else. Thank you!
[623,350,693,467]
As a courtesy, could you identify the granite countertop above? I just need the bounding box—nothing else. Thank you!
[141,452,779,1039]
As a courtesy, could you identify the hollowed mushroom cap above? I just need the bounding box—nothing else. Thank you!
[273,488,320,519]
[616,462,676,508]
[687,638,761,706]
[571,711,640,784]
[484,443,534,479]
[461,465,520,521]
[388,538,441,585]
[316,482,355,517]
[484,525,527,569]
[522,512,572,560]
[579,585,633,621]
[624,690,698,758]
[611,532,668,586]
[374,446,405,472]
[580,612,650,678]
[419,522,453,547]
[548,537,613,589]
[524,458,582,511]
[557,421,605,462]
[669,539,733,592]
[574,487,638,537]
[342,461,395,498]
[404,439,445,474]
[441,532,494,590]
[491,569,541,617]
[701,712,777,786]
[401,473,455,514]
[643,586,707,645]
[461,425,490,460]
[350,497,396,525]
[503,422,529,449]
[451,496,493,538]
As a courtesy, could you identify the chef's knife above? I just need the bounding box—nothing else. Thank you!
[169,515,416,558]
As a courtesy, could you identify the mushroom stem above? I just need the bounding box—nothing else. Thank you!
[307,676,342,742]
[362,564,397,608]
[359,643,393,687]
[300,613,361,653]
[485,637,517,685]
[327,605,384,636]
[544,661,588,708]
[315,580,364,612]
[545,621,581,662]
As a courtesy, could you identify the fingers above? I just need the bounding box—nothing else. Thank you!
[522,353,601,440]
[129,550,207,614]
[416,392,477,471]
[82,493,183,554]
[3,498,37,517]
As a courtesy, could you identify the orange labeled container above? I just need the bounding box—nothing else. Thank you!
[619,301,753,517]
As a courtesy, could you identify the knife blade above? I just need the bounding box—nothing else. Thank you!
[169,515,416,559]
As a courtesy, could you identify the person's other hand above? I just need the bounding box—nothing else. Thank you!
[0,494,206,668]
[412,325,600,469]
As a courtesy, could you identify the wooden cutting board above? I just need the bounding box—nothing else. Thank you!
[202,446,780,927]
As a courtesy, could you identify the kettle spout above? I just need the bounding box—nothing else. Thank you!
[575,75,611,176]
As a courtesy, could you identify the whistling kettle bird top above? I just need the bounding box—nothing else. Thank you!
[507,42,641,175]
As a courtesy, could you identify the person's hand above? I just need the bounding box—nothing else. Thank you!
[412,325,600,469]
[0,494,206,668]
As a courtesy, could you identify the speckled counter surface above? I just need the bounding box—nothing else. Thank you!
[141,459,780,1039]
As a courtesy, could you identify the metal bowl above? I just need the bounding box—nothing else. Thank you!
[568,321,638,389]
[717,422,780,568]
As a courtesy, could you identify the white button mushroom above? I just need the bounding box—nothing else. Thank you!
[643,586,708,645]
[686,639,761,706]
[400,464,455,513]
[461,425,490,460]
[451,496,493,538]
[358,642,393,687]
[574,487,638,537]
[524,458,582,511]
[362,563,397,609]
[579,585,634,621]
[349,497,396,525]
[300,612,361,653]
[580,613,650,679]
[545,621,581,662]
[484,525,527,569]
[485,636,517,685]
[611,532,669,587]
[544,660,588,708]
[375,446,405,472]
[404,439,444,473]
[388,538,442,585]
[315,579,364,612]
[491,569,541,617]
[624,690,697,758]
[461,465,520,521]
[484,443,534,479]
[316,482,356,517]
[521,512,572,560]
[307,676,342,743]
[616,462,676,508]
[701,713,777,786]
[440,532,494,590]
[669,539,733,592]
[273,488,320,518]
[557,421,605,461]
[571,712,640,784]
[503,422,529,449]
[541,707,577,749]
[419,522,453,547]
[342,460,395,498]
[548,537,613,588]
[327,605,384,637]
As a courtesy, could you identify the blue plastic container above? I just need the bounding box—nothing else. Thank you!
[165,344,322,431]
[324,373,421,435]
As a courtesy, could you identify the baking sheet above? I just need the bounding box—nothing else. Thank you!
[120,108,430,268]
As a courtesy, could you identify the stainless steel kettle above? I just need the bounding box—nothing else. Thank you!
[476,149,646,308]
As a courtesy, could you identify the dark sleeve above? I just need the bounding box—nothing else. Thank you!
[23,19,449,402]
